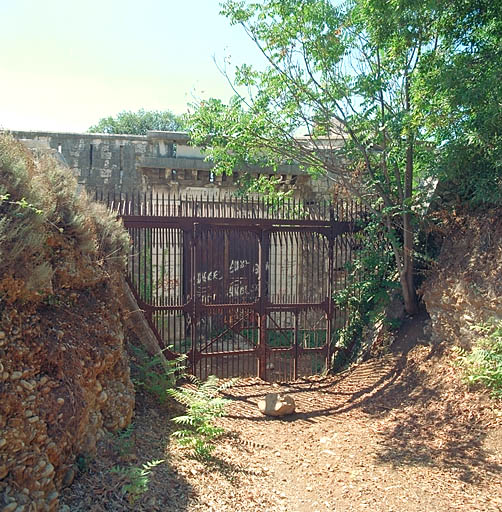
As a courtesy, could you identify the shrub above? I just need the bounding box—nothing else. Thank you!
[333,217,397,368]
[130,344,186,403]
[110,459,164,504]
[455,319,502,398]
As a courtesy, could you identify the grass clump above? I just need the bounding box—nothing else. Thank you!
[456,319,502,398]
[0,133,129,304]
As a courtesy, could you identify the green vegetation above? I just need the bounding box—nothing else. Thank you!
[112,424,136,457]
[241,327,326,348]
[75,454,92,474]
[334,218,397,366]
[187,0,502,317]
[0,133,129,305]
[111,459,164,505]
[415,1,502,207]
[130,344,186,403]
[455,320,502,398]
[88,109,185,135]
[167,376,236,459]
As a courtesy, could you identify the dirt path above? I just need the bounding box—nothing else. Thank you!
[60,320,502,512]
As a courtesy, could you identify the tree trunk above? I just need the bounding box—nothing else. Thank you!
[401,214,419,315]
[401,75,419,316]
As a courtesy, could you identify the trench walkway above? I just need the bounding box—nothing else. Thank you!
[60,322,502,511]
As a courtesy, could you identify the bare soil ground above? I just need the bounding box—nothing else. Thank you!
[59,313,502,511]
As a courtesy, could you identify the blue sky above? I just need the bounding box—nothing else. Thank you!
[0,0,262,132]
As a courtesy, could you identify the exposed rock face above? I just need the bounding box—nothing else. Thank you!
[258,393,296,417]
[422,209,502,348]
[0,284,135,511]
[0,135,135,511]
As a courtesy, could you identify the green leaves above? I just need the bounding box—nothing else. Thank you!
[189,0,502,313]
[333,217,398,363]
[88,109,185,135]
[413,0,502,206]
[0,192,43,215]
[111,459,165,504]
[130,344,186,403]
[455,320,502,398]
[167,375,236,459]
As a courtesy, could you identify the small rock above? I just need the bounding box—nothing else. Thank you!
[62,468,75,488]
[40,463,54,478]
[11,371,22,380]
[20,380,33,391]
[257,393,295,417]
[0,465,8,479]
[47,491,59,505]
[2,503,17,512]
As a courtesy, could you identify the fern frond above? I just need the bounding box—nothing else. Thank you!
[171,415,194,425]
[141,459,164,472]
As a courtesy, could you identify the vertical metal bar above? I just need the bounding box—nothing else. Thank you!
[257,229,269,380]
[137,225,142,298]
[293,312,299,380]
[154,227,158,313]
[326,206,335,372]
[161,226,165,348]
[186,224,196,375]
[149,227,153,305]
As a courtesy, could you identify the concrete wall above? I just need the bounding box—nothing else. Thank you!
[9,129,334,200]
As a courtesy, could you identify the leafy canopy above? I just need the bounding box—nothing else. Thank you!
[187,0,502,314]
[188,0,448,314]
[89,108,185,135]
[414,0,502,206]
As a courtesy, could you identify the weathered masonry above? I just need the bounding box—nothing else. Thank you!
[9,130,335,200]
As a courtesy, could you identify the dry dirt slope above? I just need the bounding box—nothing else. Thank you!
[0,134,134,512]
[60,312,502,512]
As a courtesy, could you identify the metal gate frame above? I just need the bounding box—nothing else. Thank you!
[104,193,363,381]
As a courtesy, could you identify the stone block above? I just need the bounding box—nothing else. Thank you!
[258,393,296,417]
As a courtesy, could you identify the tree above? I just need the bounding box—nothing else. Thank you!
[187,0,502,315]
[187,0,449,315]
[89,109,185,135]
[415,0,502,206]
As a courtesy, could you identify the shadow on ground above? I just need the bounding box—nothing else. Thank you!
[58,390,194,511]
[221,310,501,485]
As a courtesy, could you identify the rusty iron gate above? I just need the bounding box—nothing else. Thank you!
[102,192,364,382]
